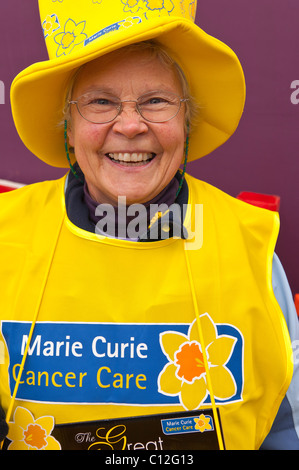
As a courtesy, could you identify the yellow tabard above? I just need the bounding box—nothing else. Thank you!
[0,173,293,450]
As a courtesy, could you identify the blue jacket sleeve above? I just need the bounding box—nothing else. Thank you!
[260,253,299,450]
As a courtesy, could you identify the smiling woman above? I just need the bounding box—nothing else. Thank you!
[66,45,188,205]
[1,0,298,452]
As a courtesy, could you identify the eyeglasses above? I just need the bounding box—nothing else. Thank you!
[68,90,188,124]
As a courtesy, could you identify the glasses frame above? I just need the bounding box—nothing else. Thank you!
[68,90,189,124]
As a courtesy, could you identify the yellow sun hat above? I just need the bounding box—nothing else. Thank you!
[10,0,245,167]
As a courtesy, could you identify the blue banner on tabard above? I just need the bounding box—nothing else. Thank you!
[2,320,243,406]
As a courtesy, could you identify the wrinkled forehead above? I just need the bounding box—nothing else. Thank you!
[71,47,184,98]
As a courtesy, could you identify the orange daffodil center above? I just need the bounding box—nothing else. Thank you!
[158,313,237,410]
[175,341,206,383]
[23,424,47,449]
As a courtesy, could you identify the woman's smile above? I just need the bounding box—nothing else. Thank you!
[106,152,156,166]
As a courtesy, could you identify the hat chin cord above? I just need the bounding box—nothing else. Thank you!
[64,120,189,200]
[64,120,81,181]
[176,123,189,199]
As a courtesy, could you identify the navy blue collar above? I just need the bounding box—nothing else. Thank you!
[65,163,189,241]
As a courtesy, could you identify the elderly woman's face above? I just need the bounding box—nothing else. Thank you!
[68,49,186,205]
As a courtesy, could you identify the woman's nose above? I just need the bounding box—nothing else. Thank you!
[112,101,148,138]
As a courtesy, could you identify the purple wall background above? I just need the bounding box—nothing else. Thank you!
[0,1,298,295]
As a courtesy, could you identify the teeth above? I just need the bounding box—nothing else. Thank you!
[108,152,154,163]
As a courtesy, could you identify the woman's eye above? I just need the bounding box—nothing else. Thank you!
[149,97,163,104]
[89,98,112,106]
[142,97,169,106]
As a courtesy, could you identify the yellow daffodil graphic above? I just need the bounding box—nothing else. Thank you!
[144,0,175,16]
[54,19,87,57]
[121,0,142,13]
[194,414,212,433]
[42,14,60,38]
[6,407,61,450]
[120,16,142,29]
[158,313,237,410]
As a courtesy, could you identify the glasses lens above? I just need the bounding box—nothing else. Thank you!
[137,91,181,122]
[77,91,120,123]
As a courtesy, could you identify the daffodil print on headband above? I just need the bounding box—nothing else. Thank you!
[158,313,241,410]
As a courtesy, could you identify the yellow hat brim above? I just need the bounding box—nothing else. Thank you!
[11,17,245,167]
